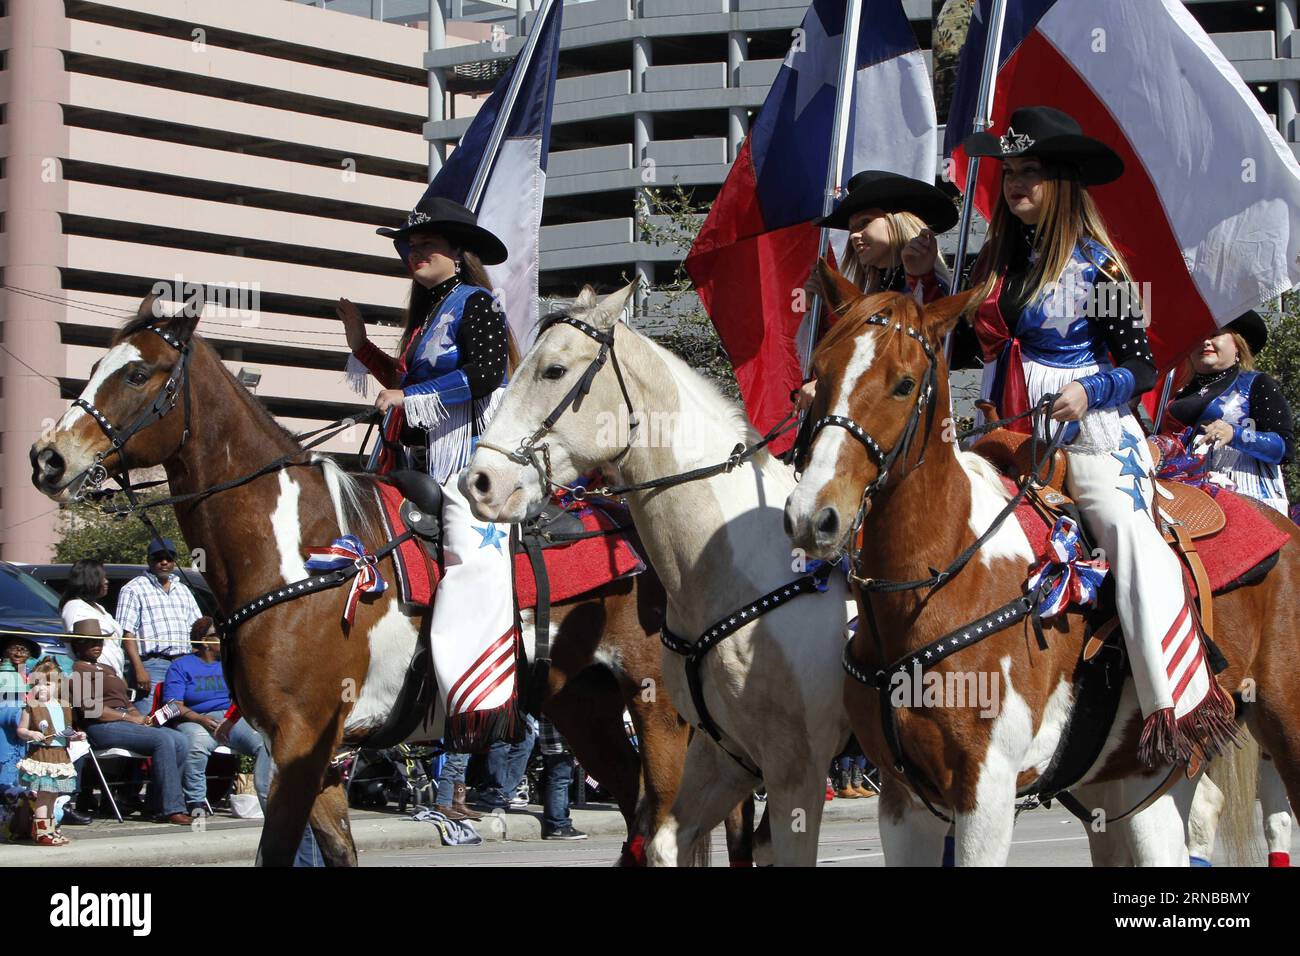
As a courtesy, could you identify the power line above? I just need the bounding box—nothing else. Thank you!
[0,343,62,387]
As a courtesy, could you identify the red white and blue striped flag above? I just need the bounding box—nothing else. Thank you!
[686,0,936,451]
[946,0,1300,373]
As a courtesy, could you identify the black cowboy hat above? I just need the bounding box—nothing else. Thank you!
[377,195,508,266]
[816,170,959,232]
[1225,310,1267,357]
[961,105,1124,186]
[2,634,42,659]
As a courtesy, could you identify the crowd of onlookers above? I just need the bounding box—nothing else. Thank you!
[1,536,586,855]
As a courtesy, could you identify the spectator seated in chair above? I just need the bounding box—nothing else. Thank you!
[69,624,192,825]
[161,618,265,817]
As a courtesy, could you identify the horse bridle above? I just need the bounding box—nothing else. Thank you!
[71,324,193,500]
[808,313,941,551]
[477,315,639,499]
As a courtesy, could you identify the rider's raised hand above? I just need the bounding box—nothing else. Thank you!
[336,298,367,352]
[901,229,938,278]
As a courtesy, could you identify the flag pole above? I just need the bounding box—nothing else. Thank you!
[942,0,1009,375]
[1152,368,1176,433]
[465,0,558,212]
[800,0,865,380]
[947,0,1009,298]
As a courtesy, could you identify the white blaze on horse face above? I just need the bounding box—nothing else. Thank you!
[791,331,878,518]
[344,598,421,734]
[271,472,308,584]
[57,343,144,431]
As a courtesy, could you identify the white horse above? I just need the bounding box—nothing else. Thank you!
[462,283,852,866]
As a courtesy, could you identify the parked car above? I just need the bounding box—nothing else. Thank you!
[0,561,74,671]
[18,564,222,621]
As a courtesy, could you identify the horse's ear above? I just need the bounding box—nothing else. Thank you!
[590,280,637,330]
[921,288,981,345]
[137,291,202,343]
[573,286,599,313]
[812,257,861,317]
[137,292,163,321]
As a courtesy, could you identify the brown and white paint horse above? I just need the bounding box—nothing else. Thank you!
[784,263,1300,866]
[29,297,703,865]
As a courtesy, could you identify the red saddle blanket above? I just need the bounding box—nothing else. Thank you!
[376,484,644,610]
[1002,478,1290,594]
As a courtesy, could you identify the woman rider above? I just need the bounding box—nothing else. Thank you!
[959,105,1236,764]
[796,169,960,411]
[336,195,522,750]
[1161,310,1294,514]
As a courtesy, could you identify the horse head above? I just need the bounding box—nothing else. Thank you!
[464,280,637,523]
[784,259,978,558]
[31,293,201,502]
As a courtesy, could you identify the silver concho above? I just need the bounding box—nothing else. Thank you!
[406,209,433,228]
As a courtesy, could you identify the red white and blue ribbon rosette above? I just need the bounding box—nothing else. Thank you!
[304,534,387,625]
[1025,516,1109,619]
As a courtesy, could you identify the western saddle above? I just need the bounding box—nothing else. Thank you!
[971,428,1224,650]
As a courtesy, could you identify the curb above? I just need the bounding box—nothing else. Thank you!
[0,806,632,867]
[1,797,877,866]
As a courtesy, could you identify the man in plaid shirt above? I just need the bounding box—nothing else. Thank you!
[117,538,202,713]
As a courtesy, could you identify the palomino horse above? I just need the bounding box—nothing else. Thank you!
[29,296,702,865]
[463,283,853,866]
[784,264,1300,866]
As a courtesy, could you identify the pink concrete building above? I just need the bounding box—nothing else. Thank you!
[0,0,492,559]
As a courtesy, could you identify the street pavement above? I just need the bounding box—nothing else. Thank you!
[7,792,1293,866]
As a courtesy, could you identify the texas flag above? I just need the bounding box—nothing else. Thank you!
[946,0,1300,376]
[685,0,936,452]
[410,0,563,352]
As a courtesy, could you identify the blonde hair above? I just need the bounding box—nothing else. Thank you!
[28,659,65,700]
[968,170,1133,312]
[843,211,953,293]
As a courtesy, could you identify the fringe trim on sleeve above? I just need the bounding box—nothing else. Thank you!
[405,391,449,430]
[345,353,371,397]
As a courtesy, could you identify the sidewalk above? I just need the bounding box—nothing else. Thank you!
[0,795,879,867]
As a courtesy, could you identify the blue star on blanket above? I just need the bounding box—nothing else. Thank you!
[473,523,507,552]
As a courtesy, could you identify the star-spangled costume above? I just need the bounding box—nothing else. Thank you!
[1165,366,1295,514]
[959,106,1237,765]
[343,196,521,749]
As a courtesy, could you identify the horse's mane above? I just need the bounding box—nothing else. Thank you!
[538,305,763,460]
[112,308,163,345]
[955,448,1014,502]
[812,291,919,366]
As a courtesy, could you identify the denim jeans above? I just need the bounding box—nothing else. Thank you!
[177,712,262,809]
[541,753,575,831]
[481,716,537,807]
[134,656,176,714]
[435,751,470,808]
[85,719,188,816]
[252,734,322,868]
